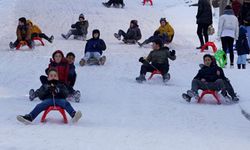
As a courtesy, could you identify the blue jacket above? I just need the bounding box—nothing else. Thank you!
[84,38,106,55]
[236,27,249,55]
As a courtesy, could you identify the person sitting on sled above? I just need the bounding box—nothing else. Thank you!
[79,29,107,66]
[17,68,82,125]
[102,0,125,8]
[135,38,176,83]
[114,20,142,44]
[9,17,34,49]
[182,54,239,102]
[61,14,89,40]
[27,20,54,43]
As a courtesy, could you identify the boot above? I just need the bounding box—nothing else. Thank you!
[102,2,111,8]
[163,73,170,83]
[187,90,199,100]
[72,111,82,123]
[79,59,86,66]
[48,35,54,43]
[237,64,241,69]
[136,74,146,83]
[182,93,191,102]
[9,42,15,49]
[232,96,239,102]
[242,64,246,69]
[61,31,71,40]
[114,33,121,40]
[17,114,33,125]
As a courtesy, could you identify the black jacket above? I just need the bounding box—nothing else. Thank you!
[196,0,213,24]
[71,20,89,35]
[125,26,142,41]
[194,65,226,82]
[236,28,250,55]
[239,2,250,26]
[37,80,69,100]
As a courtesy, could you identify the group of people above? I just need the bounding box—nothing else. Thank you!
[192,0,250,69]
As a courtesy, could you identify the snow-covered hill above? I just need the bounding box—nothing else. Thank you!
[0,0,250,150]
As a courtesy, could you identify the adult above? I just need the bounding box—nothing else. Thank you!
[102,0,125,8]
[239,0,250,46]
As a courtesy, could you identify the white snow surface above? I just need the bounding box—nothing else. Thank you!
[0,0,250,150]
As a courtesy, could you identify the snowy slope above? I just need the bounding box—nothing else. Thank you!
[0,0,250,150]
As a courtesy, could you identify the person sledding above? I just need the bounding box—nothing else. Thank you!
[182,54,239,102]
[102,0,125,8]
[27,20,54,43]
[135,38,176,83]
[29,50,81,102]
[61,14,89,41]
[79,29,107,66]
[17,68,82,125]
[114,20,142,44]
[138,18,174,47]
[9,17,34,49]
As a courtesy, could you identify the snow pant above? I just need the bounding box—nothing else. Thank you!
[13,38,33,48]
[197,23,209,46]
[31,33,50,42]
[223,78,237,98]
[243,26,250,47]
[83,52,101,61]
[29,98,76,120]
[65,29,85,38]
[118,30,136,41]
[106,0,124,5]
[221,36,235,65]
[191,79,226,95]
[68,72,76,87]
[142,35,168,45]
[140,63,169,76]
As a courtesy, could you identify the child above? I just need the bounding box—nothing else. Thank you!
[27,20,54,43]
[29,50,69,101]
[136,39,176,83]
[236,27,249,69]
[156,18,174,43]
[61,14,89,40]
[17,68,82,125]
[79,29,106,66]
[66,52,81,102]
[114,20,142,44]
[9,17,34,49]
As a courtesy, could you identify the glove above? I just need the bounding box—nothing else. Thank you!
[49,84,60,94]
[139,57,146,63]
[170,50,176,56]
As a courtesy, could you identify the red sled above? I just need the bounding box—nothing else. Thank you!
[143,0,153,6]
[41,106,68,123]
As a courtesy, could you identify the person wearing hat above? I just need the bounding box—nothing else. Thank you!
[135,39,176,83]
[102,0,125,8]
[9,17,34,49]
[114,20,142,44]
[156,18,174,43]
[61,14,89,40]
[79,29,107,66]
[218,5,239,68]
[27,20,54,43]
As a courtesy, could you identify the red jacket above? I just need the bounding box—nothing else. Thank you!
[232,1,241,17]
[46,58,69,85]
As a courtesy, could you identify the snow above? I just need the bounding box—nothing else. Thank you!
[0,0,250,150]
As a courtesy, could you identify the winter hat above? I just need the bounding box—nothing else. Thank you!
[79,14,85,20]
[92,29,100,38]
[160,18,167,23]
[153,38,163,48]
[130,20,138,26]
[224,5,232,10]
[52,50,64,59]
[19,17,26,24]
[239,26,247,36]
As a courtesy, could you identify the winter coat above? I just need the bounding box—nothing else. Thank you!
[125,26,142,41]
[68,63,77,87]
[232,1,242,18]
[71,20,89,35]
[146,47,176,66]
[239,2,250,26]
[194,65,226,82]
[37,80,69,100]
[236,27,250,55]
[157,23,174,38]
[196,0,213,24]
[46,58,69,85]
[16,24,31,41]
[85,38,106,55]
[218,9,239,40]
[27,20,42,34]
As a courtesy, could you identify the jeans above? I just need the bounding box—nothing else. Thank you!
[237,54,247,65]
[191,79,226,94]
[221,36,235,64]
[243,26,250,46]
[31,33,50,41]
[29,98,76,120]
[83,52,101,61]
